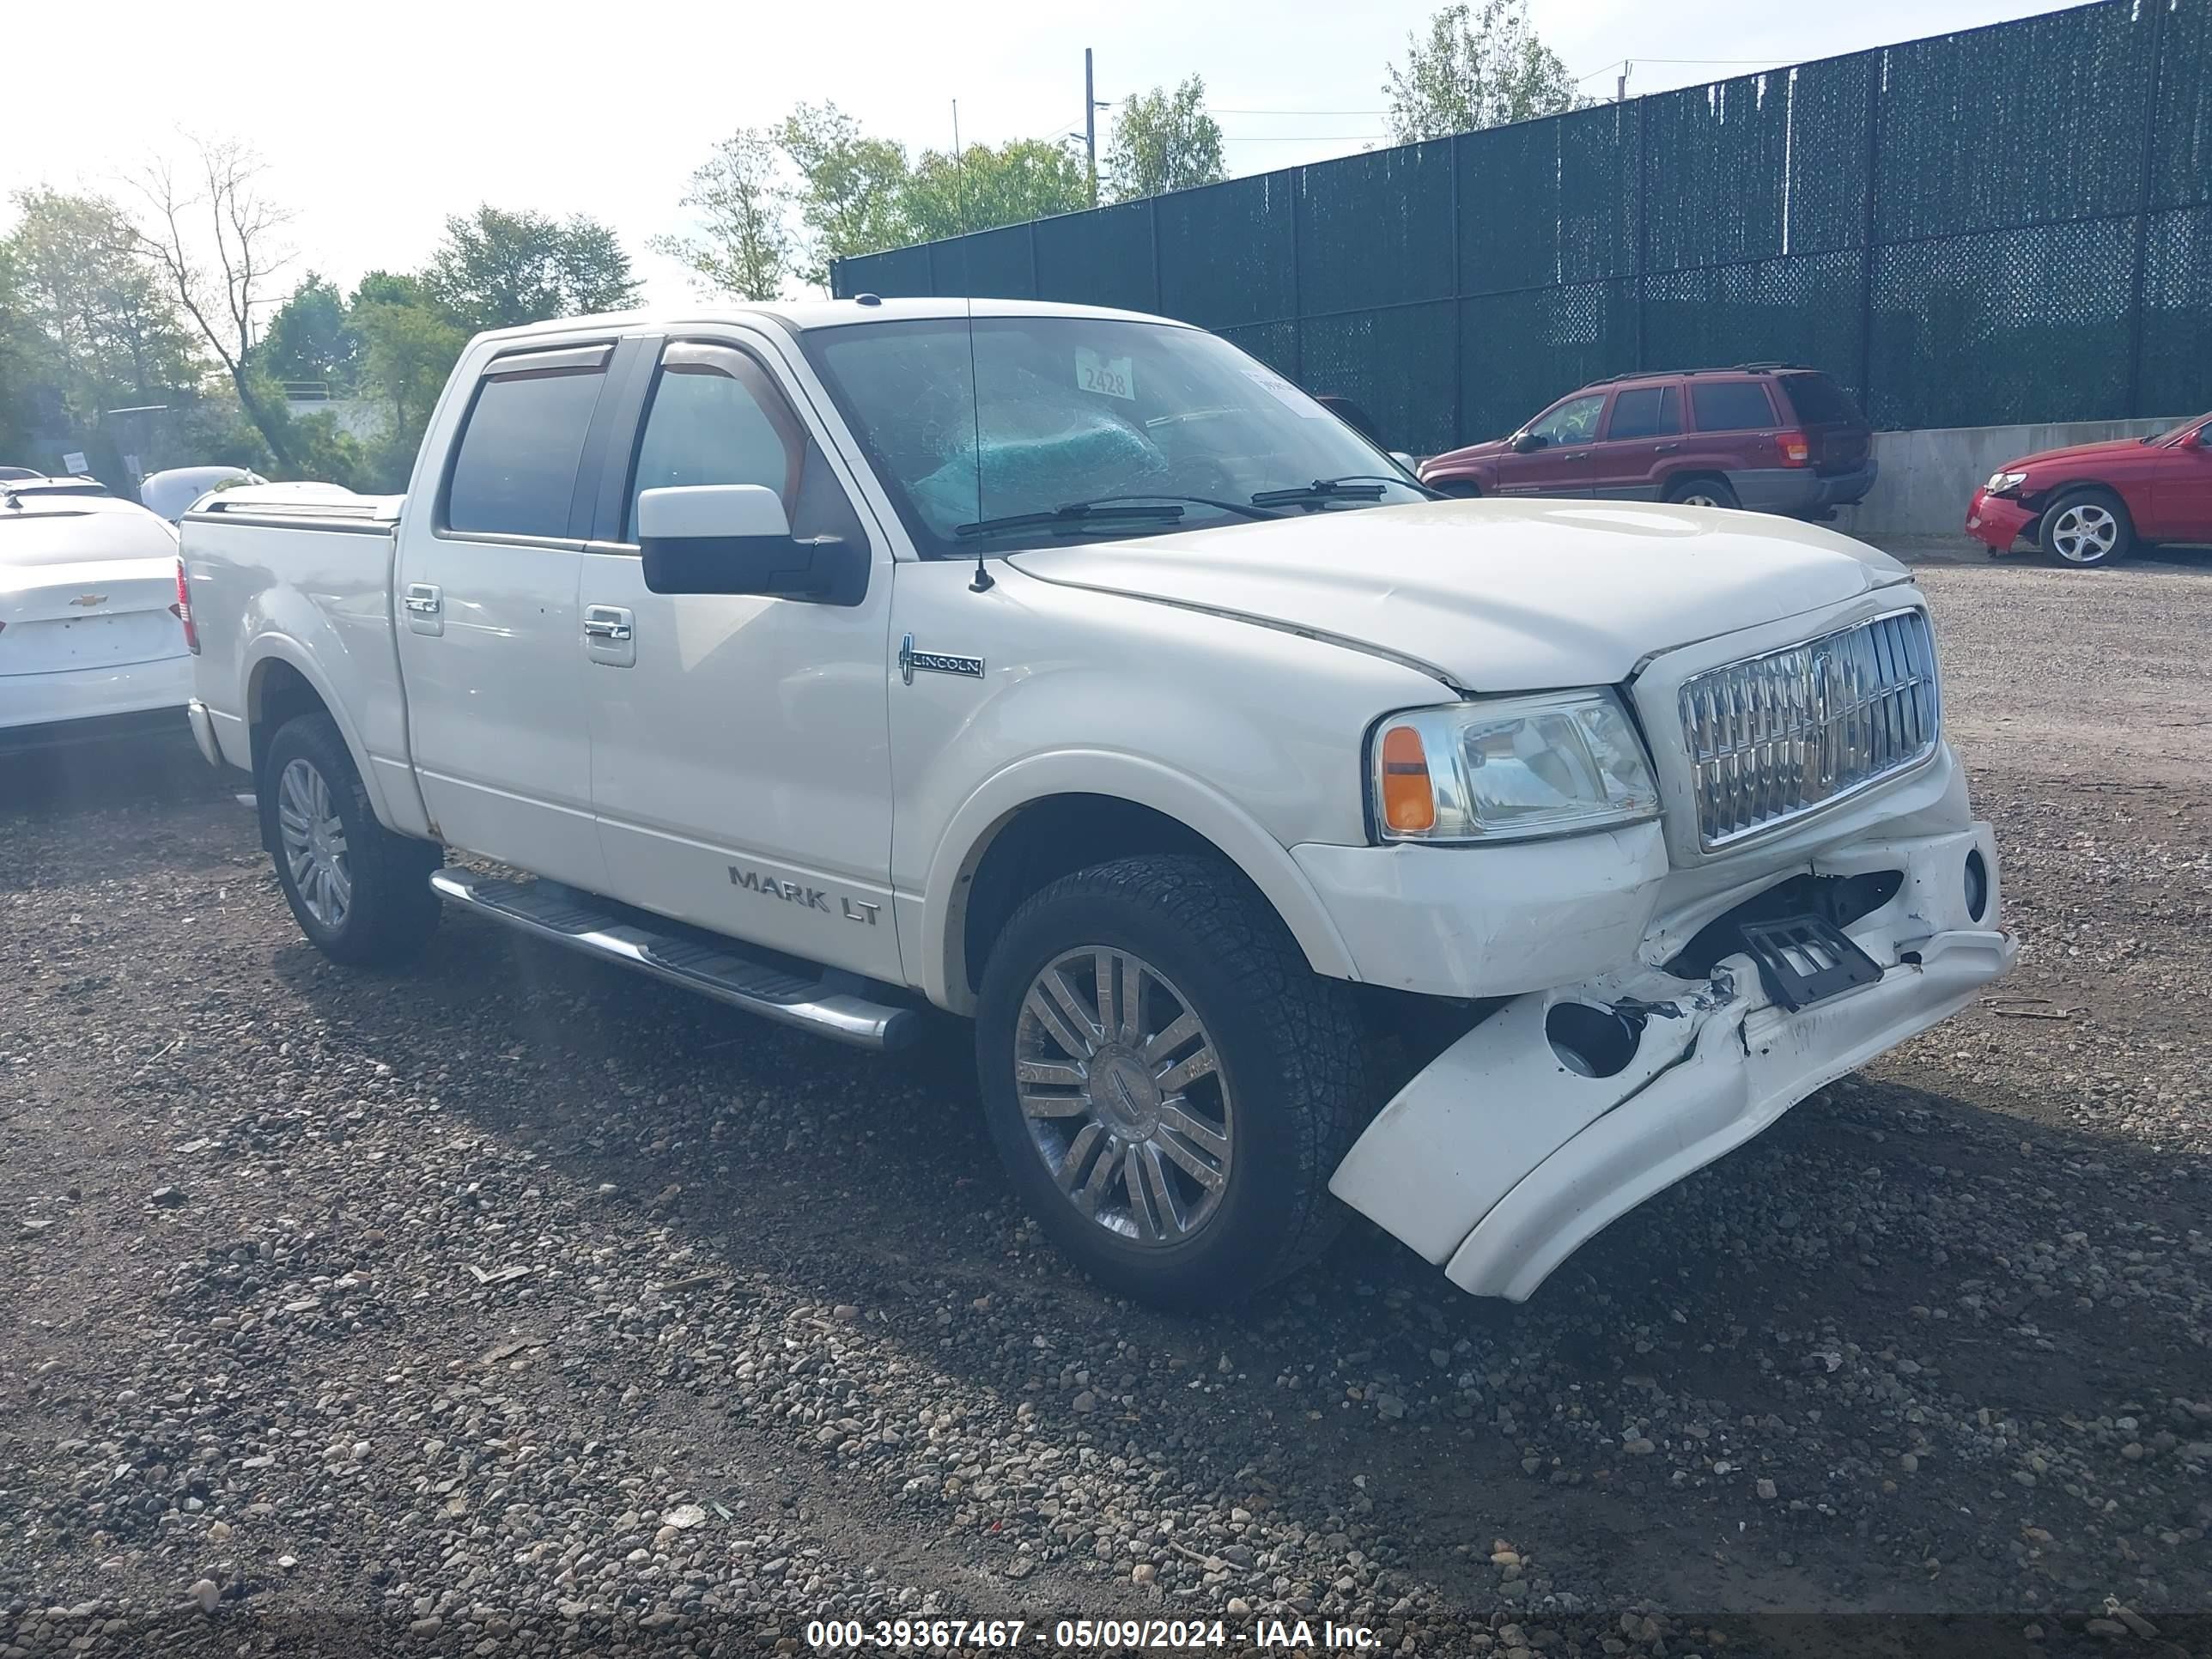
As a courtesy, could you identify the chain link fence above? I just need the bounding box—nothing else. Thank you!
[833,0,2212,453]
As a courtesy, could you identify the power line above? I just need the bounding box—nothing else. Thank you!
[1211,106,1389,116]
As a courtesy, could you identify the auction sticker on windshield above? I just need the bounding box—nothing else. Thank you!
[1243,366,1328,417]
[1076,348,1134,400]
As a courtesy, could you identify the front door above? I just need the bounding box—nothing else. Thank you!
[1492,391,1605,496]
[2150,423,2212,542]
[393,340,612,891]
[579,332,902,981]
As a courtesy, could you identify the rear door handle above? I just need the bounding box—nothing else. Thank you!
[404,582,443,636]
[1656,442,1681,453]
[583,604,636,667]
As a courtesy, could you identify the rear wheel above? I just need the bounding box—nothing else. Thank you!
[2039,488,2132,568]
[261,712,442,966]
[1666,477,1739,509]
[975,854,1367,1308]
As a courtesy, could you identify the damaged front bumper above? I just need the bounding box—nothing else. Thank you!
[1328,822,2015,1300]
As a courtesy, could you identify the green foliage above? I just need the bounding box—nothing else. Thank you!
[903,140,1090,242]
[651,129,792,301]
[775,103,913,285]
[353,296,466,489]
[257,273,357,392]
[1105,77,1227,203]
[424,206,641,332]
[1383,0,1584,143]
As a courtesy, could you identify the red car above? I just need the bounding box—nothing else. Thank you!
[1419,364,1877,517]
[1966,413,2212,567]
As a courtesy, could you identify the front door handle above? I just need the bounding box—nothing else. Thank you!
[583,604,636,668]
[1655,441,1681,453]
[404,582,443,636]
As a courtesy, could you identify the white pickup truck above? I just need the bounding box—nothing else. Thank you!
[180,298,2014,1307]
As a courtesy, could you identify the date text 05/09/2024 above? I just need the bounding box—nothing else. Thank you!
[804,1617,1382,1650]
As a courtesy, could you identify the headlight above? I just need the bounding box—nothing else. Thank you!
[1984,470,2027,495]
[1370,691,1661,842]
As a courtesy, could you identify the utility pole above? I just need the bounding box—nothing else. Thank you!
[1084,48,1099,207]
[1616,62,1632,103]
[952,99,965,232]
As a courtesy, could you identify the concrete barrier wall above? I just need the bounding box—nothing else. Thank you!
[1832,416,2190,539]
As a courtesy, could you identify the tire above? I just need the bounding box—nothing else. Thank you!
[2039,488,2132,568]
[260,712,442,966]
[974,854,1368,1309]
[1665,477,1740,509]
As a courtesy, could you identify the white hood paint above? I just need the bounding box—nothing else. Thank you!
[1007,498,1911,690]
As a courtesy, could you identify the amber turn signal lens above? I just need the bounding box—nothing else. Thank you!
[1378,725,1436,833]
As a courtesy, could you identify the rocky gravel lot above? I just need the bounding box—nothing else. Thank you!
[3,546,2209,1659]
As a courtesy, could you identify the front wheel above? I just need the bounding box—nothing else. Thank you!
[975,854,1367,1309]
[260,712,442,966]
[2039,488,2132,567]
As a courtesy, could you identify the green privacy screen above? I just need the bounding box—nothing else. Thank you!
[834,0,2210,449]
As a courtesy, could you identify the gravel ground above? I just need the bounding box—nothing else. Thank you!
[3,546,2209,1659]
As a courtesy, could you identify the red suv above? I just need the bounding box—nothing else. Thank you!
[1965,413,2212,568]
[1419,365,1876,517]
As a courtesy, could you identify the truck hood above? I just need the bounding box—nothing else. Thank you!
[1005,498,1910,690]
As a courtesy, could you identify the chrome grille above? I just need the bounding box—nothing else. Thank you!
[1679,610,1941,848]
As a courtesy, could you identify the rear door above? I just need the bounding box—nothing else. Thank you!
[1588,382,1683,499]
[392,339,617,891]
[1493,392,1605,496]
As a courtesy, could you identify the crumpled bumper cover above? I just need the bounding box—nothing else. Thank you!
[1328,822,2014,1299]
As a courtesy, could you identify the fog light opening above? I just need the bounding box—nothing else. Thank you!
[1546,1001,1644,1079]
[1964,848,1990,923]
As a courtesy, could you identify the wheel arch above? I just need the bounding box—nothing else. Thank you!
[915,756,1361,1016]
[244,642,400,835]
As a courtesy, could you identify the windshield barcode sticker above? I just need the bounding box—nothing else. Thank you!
[1243,367,1328,417]
[1076,349,1134,401]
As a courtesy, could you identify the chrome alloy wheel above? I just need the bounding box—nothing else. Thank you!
[1013,946,1234,1247]
[1677,489,1723,507]
[2048,500,2119,563]
[277,757,351,930]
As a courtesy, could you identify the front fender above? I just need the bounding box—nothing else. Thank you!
[910,750,1361,1015]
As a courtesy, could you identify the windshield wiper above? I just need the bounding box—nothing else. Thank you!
[1250,473,1441,508]
[954,493,1278,540]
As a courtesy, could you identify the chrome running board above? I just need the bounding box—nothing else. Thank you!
[429,868,919,1052]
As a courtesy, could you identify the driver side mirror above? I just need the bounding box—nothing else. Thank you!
[1510,432,1547,454]
[638,484,866,605]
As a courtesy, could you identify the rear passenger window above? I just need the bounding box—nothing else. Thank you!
[1606,386,1680,441]
[1689,381,1778,433]
[444,348,610,539]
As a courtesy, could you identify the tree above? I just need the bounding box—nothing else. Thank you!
[902,139,1090,242]
[4,186,198,418]
[775,103,913,286]
[258,272,356,391]
[352,294,465,489]
[424,206,641,332]
[652,130,791,301]
[1104,77,1227,203]
[1383,0,1583,143]
[123,137,302,471]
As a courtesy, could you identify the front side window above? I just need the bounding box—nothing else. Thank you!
[1526,393,1605,447]
[799,315,1419,558]
[1689,380,1779,434]
[1605,385,1681,441]
[625,343,866,549]
[445,348,609,538]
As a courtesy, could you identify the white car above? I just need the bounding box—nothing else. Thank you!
[140,465,269,522]
[3,480,191,750]
[179,299,2015,1307]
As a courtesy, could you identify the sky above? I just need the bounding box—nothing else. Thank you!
[0,0,2086,313]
